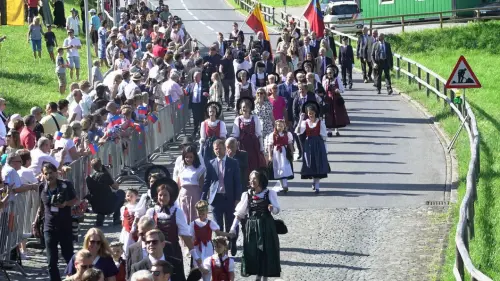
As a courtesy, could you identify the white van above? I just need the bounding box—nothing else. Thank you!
[323,1,364,34]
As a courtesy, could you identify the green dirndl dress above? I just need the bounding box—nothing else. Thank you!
[241,190,281,277]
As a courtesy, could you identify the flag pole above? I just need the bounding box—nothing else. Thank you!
[239,1,258,36]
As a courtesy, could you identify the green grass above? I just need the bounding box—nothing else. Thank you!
[386,21,500,280]
[260,0,309,7]
[0,0,100,115]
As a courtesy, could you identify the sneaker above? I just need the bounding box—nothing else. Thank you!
[364,79,368,83]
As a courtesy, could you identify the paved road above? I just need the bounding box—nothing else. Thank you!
[4,1,452,280]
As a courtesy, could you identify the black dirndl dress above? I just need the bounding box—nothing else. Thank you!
[200,120,222,165]
[300,120,331,179]
[241,190,281,277]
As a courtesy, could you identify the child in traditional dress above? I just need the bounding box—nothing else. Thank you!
[109,242,126,281]
[191,200,233,278]
[202,236,235,281]
[267,119,294,193]
[119,188,138,257]
[295,101,331,193]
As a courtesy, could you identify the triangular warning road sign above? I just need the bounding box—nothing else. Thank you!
[445,56,481,89]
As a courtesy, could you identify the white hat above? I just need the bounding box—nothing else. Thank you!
[89,9,96,14]
[158,26,166,34]
[8,113,22,129]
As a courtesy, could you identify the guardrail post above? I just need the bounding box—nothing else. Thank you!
[426,72,430,97]
[469,197,475,241]
[396,57,400,79]
[272,7,275,25]
[401,16,405,33]
[435,78,440,101]
[369,20,373,34]
[417,67,422,90]
[450,90,456,113]
[439,12,443,29]
[407,62,411,84]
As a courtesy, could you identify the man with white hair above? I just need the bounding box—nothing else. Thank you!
[2,152,38,194]
[256,31,271,55]
[131,270,153,281]
[29,137,60,175]
[161,70,183,104]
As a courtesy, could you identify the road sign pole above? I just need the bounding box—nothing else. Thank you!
[447,114,469,152]
[462,88,466,116]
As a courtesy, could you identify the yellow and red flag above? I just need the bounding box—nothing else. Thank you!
[1,0,25,26]
[245,3,270,41]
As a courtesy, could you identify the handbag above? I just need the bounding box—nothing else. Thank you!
[274,219,288,235]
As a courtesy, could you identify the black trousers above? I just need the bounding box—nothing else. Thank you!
[191,103,205,137]
[212,194,238,250]
[94,189,125,225]
[375,60,392,91]
[44,230,74,281]
[222,79,236,106]
[360,58,373,79]
[341,64,353,86]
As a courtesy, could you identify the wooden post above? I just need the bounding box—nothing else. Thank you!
[407,62,411,85]
[456,246,465,280]
[272,7,275,25]
[450,90,456,113]
[426,72,430,97]
[435,78,440,101]
[396,57,400,79]
[439,12,443,29]
[417,67,422,90]
[369,20,373,34]
[401,16,405,33]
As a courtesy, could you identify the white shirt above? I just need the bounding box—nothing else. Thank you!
[0,114,6,140]
[145,205,191,236]
[178,165,206,186]
[161,80,182,103]
[18,166,37,185]
[29,148,60,175]
[191,82,202,103]
[2,164,22,189]
[295,119,328,140]
[66,16,80,36]
[148,254,165,264]
[202,254,235,275]
[199,120,227,143]
[69,102,83,121]
[232,60,252,80]
[124,81,140,100]
[54,138,76,164]
[173,153,205,180]
[63,37,81,57]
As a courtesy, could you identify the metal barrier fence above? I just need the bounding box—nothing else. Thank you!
[234,0,276,25]
[324,28,486,281]
[0,95,190,278]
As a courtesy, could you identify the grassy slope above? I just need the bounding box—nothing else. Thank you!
[0,0,99,115]
[260,0,309,7]
[386,21,500,280]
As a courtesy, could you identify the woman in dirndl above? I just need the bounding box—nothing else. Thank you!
[250,61,268,89]
[230,170,281,280]
[322,64,350,136]
[199,102,227,165]
[234,69,256,107]
[176,145,206,223]
[232,97,265,179]
[145,178,199,276]
[295,101,331,193]
[267,119,294,193]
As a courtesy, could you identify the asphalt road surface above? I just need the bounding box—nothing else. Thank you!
[4,1,452,280]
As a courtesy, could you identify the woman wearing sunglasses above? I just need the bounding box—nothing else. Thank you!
[64,249,94,281]
[64,228,119,281]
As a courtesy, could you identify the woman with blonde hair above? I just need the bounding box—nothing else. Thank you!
[320,38,334,60]
[287,39,300,71]
[254,88,274,141]
[64,228,118,281]
[209,72,224,104]
[27,17,44,59]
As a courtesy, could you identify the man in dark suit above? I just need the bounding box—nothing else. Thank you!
[314,48,333,79]
[130,229,187,281]
[225,137,248,191]
[260,51,274,74]
[309,31,320,58]
[202,139,241,255]
[186,71,209,138]
[202,45,222,70]
[126,217,156,280]
[292,82,320,159]
[356,27,372,83]
[215,32,231,58]
[371,33,394,95]
[151,260,174,281]
[278,72,299,127]
[338,36,354,89]
[323,28,337,60]
[256,31,271,58]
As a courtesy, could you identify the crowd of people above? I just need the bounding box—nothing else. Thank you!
[1,0,399,280]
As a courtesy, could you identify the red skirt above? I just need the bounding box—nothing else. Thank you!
[324,94,350,129]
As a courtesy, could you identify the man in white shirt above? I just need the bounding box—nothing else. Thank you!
[2,152,38,196]
[66,8,80,36]
[68,89,84,122]
[63,29,82,80]
[161,71,182,105]
[124,73,142,100]
[29,137,60,176]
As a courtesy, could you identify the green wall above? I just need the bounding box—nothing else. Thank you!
[359,0,454,21]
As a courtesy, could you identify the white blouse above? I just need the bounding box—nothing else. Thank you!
[199,120,227,143]
[178,165,206,186]
[145,204,191,236]
[231,115,262,138]
[267,132,294,146]
[190,218,220,237]
[295,119,327,140]
[234,82,256,101]
[234,189,280,220]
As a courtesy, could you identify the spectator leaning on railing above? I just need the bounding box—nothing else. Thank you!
[29,137,61,175]
[2,152,39,194]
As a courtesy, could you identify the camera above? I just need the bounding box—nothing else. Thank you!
[51,193,65,206]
